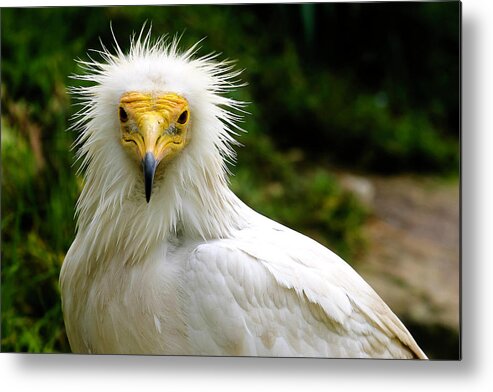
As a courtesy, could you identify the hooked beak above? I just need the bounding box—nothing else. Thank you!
[142,152,157,203]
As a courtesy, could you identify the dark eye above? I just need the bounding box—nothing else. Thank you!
[119,107,128,122]
[177,110,189,125]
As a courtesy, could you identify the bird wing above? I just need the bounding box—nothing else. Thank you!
[185,216,427,358]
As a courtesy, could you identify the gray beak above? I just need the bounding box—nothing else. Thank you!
[142,152,157,203]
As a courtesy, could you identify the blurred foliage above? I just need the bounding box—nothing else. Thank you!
[1,3,459,353]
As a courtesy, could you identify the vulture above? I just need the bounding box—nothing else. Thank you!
[60,29,427,358]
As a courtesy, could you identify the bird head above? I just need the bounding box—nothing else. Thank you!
[118,91,192,202]
[72,27,244,207]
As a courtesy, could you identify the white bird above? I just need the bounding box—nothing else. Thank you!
[60,29,427,358]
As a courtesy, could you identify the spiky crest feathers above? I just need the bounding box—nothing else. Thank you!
[70,28,249,266]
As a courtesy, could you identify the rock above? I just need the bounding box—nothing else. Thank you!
[338,173,376,208]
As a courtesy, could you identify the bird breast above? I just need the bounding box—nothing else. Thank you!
[61,240,191,354]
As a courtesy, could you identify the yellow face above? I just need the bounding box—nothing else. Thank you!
[118,92,191,202]
[119,91,191,164]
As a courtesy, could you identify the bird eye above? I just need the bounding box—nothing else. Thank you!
[119,107,128,122]
[177,110,189,125]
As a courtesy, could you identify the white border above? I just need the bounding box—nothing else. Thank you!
[2,0,493,390]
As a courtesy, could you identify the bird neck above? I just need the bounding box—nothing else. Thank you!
[74,149,247,266]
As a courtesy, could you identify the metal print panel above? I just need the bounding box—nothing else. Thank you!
[1,2,460,359]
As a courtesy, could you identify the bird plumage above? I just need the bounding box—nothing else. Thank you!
[60,29,427,358]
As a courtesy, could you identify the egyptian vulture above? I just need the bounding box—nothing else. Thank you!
[60,30,427,358]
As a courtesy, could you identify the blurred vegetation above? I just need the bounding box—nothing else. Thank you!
[1,3,459,353]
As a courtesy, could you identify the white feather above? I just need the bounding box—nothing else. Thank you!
[60,30,427,358]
